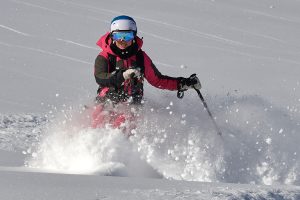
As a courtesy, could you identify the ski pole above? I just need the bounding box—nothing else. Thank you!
[193,87,222,136]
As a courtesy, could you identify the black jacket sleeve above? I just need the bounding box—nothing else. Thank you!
[94,55,125,88]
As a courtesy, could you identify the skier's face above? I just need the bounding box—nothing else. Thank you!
[115,40,133,50]
[111,31,135,50]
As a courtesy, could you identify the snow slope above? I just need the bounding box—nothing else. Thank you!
[1,0,300,199]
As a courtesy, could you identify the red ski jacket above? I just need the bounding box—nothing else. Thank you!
[94,32,180,102]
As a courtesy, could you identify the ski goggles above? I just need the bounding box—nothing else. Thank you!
[111,31,135,42]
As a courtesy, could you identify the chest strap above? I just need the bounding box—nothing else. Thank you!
[107,50,144,73]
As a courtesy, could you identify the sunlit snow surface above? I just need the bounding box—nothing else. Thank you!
[2,95,300,198]
[1,94,299,187]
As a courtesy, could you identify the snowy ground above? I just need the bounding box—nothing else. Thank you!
[1,0,300,199]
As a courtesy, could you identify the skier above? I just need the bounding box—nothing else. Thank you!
[92,15,201,131]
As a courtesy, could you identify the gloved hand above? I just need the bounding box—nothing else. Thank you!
[179,74,201,91]
[123,68,141,80]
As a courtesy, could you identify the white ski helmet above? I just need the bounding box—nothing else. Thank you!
[110,15,137,34]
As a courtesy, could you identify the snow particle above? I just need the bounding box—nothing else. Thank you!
[131,129,137,135]
[279,128,284,134]
[265,138,272,145]
[188,140,194,145]
[180,64,187,69]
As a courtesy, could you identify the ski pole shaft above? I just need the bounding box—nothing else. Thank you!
[194,88,222,136]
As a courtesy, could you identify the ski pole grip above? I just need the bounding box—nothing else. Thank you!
[190,73,197,78]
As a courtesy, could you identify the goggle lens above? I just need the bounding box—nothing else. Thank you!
[112,31,135,42]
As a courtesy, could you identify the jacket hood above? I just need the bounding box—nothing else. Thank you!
[96,32,143,55]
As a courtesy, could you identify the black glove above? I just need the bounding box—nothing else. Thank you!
[179,74,202,91]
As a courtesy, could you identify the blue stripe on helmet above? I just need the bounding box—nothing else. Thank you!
[111,15,136,24]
